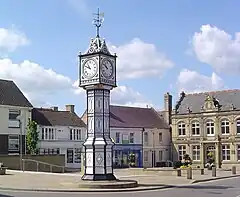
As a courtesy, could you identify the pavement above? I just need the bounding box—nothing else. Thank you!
[0,169,239,193]
[1,177,240,197]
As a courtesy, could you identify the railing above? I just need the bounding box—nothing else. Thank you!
[22,159,65,173]
[166,160,173,167]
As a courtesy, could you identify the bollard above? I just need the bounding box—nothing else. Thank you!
[212,167,216,177]
[177,169,181,176]
[187,168,192,179]
[232,166,236,175]
[200,168,204,175]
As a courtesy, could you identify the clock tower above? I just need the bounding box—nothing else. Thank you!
[79,9,117,181]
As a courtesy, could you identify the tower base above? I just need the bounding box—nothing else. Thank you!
[81,174,117,181]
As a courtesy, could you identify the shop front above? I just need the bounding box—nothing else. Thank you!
[113,145,142,168]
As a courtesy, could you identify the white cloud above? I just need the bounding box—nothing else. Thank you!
[177,69,225,93]
[0,27,163,108]
[71,38,173,107]
[191,24,240,74]
[0,58,73,106]
[73,81,153,108]
[108,38,174,79]
[0,27,30,52]
[111,85,153,108]
[72,80,83,95]
[0,56,155,109]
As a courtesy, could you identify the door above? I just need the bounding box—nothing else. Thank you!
[205,145,215,165]
[66,148,81,168]
[122,150,129,167]
[152,150,156,167]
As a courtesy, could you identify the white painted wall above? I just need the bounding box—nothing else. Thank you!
[0,105,31,136]
[37,125,87,168]
[143,128,171,167]
[110,127,143,144]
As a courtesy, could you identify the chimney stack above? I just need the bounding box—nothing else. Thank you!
[65,104,75,113]
[50,106,58,111]
[164,92,172,124]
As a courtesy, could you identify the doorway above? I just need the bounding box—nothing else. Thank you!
[205,144,215,165]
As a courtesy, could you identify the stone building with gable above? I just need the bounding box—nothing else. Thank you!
[171,89,240,168]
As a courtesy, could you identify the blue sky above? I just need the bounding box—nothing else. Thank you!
[0,0,240,115]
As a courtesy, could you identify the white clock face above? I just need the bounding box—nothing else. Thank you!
[83,59,98,78]
[102,59,113,78]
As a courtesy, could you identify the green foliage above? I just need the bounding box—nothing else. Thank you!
[182,154,192,166]
[207,152,214,158]
[26,119,39,155]
[128,153,136,167]
[173,161,182,169]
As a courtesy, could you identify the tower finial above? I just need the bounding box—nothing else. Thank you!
[92,8,104,37]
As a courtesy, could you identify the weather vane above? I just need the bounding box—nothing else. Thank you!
[92,8,104,37]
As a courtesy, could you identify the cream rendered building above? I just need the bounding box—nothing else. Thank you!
[171,90,240,168]
[0,79,33,155]
[32,105,86,169]
[82,105,171,168]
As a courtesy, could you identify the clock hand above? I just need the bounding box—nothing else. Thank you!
[104,65,108,69]
[86,62,91,69]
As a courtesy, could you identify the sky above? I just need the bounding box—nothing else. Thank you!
[1,0,240,116]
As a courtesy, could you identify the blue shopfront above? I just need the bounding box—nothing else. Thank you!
[113,144,143,168]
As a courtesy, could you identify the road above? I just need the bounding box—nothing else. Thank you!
[1,177,240,197]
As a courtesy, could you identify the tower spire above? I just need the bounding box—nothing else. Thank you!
[92,8,104,37]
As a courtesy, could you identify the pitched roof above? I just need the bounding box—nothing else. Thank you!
[110,105,169,129]
[85,36,111,55]
[32,108,86,127]
[176,89,240,114]
[81,105,169,129]
[0,79,32,108]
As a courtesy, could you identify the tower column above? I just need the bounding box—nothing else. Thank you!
[81,87,116,181]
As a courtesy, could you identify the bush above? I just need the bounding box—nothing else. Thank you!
[180,164,192,169]
[182,154,192,165]
[173,161,182,169]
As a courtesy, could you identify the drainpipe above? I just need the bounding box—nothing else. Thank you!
[152,130,155,168]
[141,128,145,168]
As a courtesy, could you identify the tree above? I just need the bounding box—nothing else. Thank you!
[26,119,39,155]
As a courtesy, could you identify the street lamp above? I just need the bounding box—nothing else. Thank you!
[16,115,23,171]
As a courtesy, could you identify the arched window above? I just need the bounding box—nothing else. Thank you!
[237,119,240,135]
[206,120,214,136]
[178,122,186,136]
[221,119,230,135]
[192,121,200,136]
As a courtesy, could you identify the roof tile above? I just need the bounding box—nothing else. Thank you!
[32,108,86,127]
[109,105,169,129]
[177,89,240,114]
[0,79,32,107]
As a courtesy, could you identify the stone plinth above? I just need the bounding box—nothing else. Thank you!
[78,179,138,189]
[0,167,7,175]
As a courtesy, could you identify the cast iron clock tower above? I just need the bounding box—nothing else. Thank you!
[79,9,117,181]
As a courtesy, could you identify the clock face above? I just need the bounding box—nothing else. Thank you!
[83,59,98,78]
[102,59,113,78]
